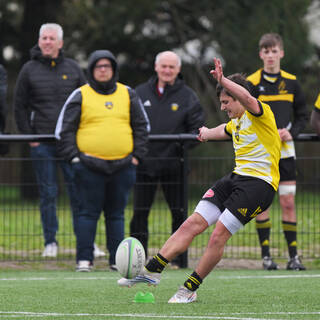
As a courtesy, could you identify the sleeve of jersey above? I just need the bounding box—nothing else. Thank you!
[225,121,232,137]
[246,80,259,98]
[314,93,320,113]
[55,89,82,161]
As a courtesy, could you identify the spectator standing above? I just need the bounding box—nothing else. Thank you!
[118,58,281,304]
[14,23,86,257]
[55,50,149,271]
[311,93,320,136]
[130,51,205,268]
[247,33,308,270]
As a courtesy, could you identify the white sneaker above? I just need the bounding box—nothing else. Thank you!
[168,286,197,303]
[42,243,58,257]
[76,260,92,272]
[117,267,161,287]
[94,243,106,258]
[110,264,118,271]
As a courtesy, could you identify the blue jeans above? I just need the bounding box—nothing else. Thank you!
[73,161,136,264]
[30,143,79,246]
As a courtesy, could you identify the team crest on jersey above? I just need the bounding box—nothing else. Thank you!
[171,103,179,111]
[278,80,288,94]
[62,74,68,80]
[105,101,113,109]
[203,189,214,198]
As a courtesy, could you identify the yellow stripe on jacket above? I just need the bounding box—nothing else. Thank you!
[315,93,320,110]
[77,83,133,160]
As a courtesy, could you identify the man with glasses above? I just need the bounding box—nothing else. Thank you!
[55,50,149,271]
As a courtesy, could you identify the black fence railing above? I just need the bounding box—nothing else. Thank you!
[0,134,319,267]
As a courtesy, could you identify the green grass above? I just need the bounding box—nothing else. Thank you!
[0,268,319,319]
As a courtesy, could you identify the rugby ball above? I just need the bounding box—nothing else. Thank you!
[115,237,145,279]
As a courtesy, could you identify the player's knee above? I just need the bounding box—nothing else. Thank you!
[179,216,205,237]
[207,231,226,250]
[279,195,295,212]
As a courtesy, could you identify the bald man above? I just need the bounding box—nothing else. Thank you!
[130,51,205,268]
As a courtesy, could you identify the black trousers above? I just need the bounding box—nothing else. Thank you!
[130,170,184,266]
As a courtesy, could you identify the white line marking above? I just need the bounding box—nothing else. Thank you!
[0,311,320,319]
[216,274,320,279]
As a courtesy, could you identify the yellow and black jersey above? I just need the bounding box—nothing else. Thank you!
[314,93,320,112]
[76,83,133,160]
[225,101,281,191]
[247,69,307,158]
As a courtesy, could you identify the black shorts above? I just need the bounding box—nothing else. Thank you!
[279,157,296,181]
[202,173,276,225]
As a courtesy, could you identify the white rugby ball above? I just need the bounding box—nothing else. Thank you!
[115,237,145,279]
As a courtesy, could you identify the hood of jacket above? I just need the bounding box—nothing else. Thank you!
[30,45,64,65]
[87,50,119,94]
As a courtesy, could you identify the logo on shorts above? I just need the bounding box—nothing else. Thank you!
[237,208,248,216]
[203,189,214,198]
[249,206,262,218]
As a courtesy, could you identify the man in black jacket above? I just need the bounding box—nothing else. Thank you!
[130,51,205,268]
[14,23,86,258]
[55,50,149,271]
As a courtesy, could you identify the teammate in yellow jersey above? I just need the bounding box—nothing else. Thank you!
[118,58,281,304]
[247,33,308,270]
[311,93,320,136]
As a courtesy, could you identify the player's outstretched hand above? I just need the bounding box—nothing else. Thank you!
[210,58,223,83]
[197,126,210,142]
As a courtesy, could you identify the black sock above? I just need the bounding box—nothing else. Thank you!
[184,271,203,292]
[256,219,271,258]
[145,253,168,273]
[282,221,297,258]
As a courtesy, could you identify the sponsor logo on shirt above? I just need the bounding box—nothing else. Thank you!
[171,103,179,111]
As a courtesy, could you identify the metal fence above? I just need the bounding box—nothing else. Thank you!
[0,134,319,266]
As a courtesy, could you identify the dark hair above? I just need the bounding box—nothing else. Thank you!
[259,33,283,50]
[216,73,250,99]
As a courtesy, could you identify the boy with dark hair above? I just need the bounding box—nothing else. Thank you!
[247,32,308,270]
[118,58,281,304]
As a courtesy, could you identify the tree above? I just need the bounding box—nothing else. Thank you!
[0,0,316,125]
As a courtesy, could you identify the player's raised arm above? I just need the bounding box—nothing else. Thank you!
[210,58,260,115]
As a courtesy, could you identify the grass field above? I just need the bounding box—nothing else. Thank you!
[0,268,319,320]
